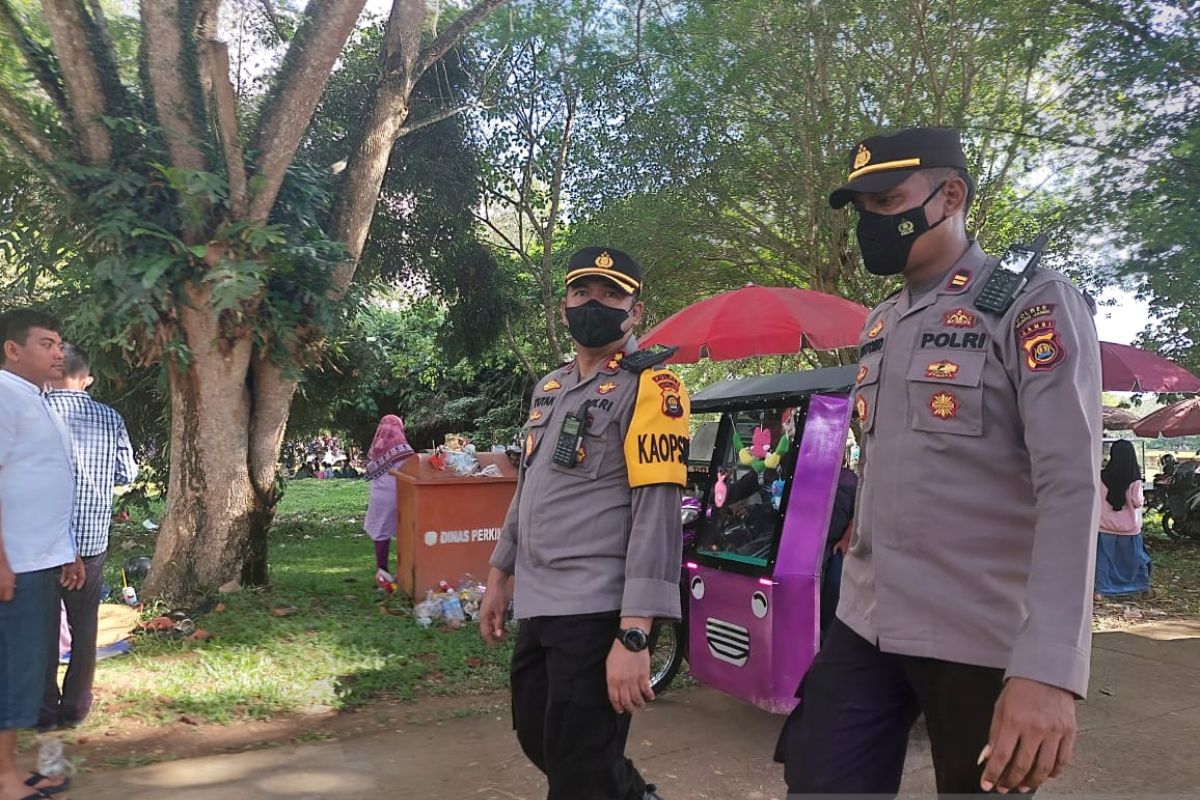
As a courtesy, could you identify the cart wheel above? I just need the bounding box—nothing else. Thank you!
[650,620,685,696]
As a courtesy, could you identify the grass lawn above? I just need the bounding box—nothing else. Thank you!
[82,479,513,732]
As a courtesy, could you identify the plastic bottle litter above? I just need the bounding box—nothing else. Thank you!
[121,585,138,606]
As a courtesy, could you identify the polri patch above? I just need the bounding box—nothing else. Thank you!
[943,308,977,328]
[598,381,618,395]
[929,392,959,419]
[920,331,988,350]
[867,319,885,338]
[1021,329,1066,372]
[543,379,562,392]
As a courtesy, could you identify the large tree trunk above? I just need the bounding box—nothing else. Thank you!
[144,288,297,599]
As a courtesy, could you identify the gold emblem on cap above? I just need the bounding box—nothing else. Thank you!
[853,144,871,170]
[898,219,915,236]
[595,251,614,269]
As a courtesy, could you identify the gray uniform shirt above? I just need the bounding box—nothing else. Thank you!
[490,354,687,621]
[840,242,1102,698]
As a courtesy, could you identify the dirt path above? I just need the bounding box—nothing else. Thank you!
[66,621,1200,799]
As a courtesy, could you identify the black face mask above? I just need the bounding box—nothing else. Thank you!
[855,181,948,276]
[565,300,630,348]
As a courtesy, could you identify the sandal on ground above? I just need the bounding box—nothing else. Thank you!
[24,772,70,795]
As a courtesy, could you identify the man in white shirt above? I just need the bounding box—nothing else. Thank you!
[0,309,84,799]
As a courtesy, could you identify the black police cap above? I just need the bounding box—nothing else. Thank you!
[565,246,643,295]
[829,127,973,209]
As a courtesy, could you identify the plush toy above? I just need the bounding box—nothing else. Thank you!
[734,427,791,475]
[714,468,728,508]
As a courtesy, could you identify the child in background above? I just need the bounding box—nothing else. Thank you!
[364,415,415,580]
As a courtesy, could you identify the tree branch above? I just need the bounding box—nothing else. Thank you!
[413,0,510,83]
[328,0,508,296]
[141,0,206,172]
[202,41,248,217]
[395,102,474,138]
[0,87,60,166]
[42,0,113,164]
[248,0,367,222]
[0,0,70,117]
[256,0,289,41]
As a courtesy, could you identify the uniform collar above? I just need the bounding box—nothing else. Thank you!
[897,241,988,319]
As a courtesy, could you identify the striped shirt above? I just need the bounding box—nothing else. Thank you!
[44,389,138,557]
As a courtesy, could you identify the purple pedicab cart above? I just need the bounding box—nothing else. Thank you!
[651,365,856,714]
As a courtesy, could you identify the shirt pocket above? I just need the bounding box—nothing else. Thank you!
[905,350,986,436]
[854,354,883,434]
[546,409,610,480]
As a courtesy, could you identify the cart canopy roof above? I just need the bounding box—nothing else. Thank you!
[690,365,858,413]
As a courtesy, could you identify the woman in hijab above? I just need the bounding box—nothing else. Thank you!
[363,415,415,578]
[1095,440,1152,599]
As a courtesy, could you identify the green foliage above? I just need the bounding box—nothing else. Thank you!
[290,297,529,452]
[1055,0,1199,373]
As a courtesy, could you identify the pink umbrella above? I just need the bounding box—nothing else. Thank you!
[640,285,870,364]
[1102,406,1140,431]
[1132,397,1200,438]
[1100,341,1200,393]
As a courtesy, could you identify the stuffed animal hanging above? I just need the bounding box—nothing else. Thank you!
[734,426,791,474]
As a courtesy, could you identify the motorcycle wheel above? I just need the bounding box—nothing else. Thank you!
[650,619,686,696]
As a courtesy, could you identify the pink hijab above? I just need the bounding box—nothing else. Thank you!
[365,415,415,480]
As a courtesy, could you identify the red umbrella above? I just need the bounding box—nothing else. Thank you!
[1132,398,1200,438]
[1102,406,1140,431]
[1100,341,1200,393]
[640,285,869,363]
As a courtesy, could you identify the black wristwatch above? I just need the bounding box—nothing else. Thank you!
[617,626,650,652]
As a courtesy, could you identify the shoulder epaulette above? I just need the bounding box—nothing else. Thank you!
[619,344,678,373]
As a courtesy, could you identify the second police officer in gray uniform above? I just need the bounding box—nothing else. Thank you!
[781,128,1103,796]
[481,247,690,800]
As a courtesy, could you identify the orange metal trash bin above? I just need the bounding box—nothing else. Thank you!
[390,452,517,598]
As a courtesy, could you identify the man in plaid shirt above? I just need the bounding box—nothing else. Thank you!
[40,344,138,730]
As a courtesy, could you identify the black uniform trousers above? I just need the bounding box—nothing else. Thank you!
[511,613,648,800]
[779,618,1006,797]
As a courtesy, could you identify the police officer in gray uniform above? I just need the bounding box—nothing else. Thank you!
[481,247,690,800]
[781,128,1102,796]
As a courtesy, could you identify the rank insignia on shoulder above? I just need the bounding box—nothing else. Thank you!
[543,379,562,392]
[605,353,624,371]
[943,308,977,328]
[619,344,678,373]
[945,269,973,293]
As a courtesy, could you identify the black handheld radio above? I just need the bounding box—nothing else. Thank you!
[551,408,587,467]
[974,233,1048,315]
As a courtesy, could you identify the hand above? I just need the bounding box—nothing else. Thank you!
[832,533,851,556]
[606,640,654,715]
[479,572,510,645]
[981,677,1077,793]
[0,559,13,602]
[60,555,86,591]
